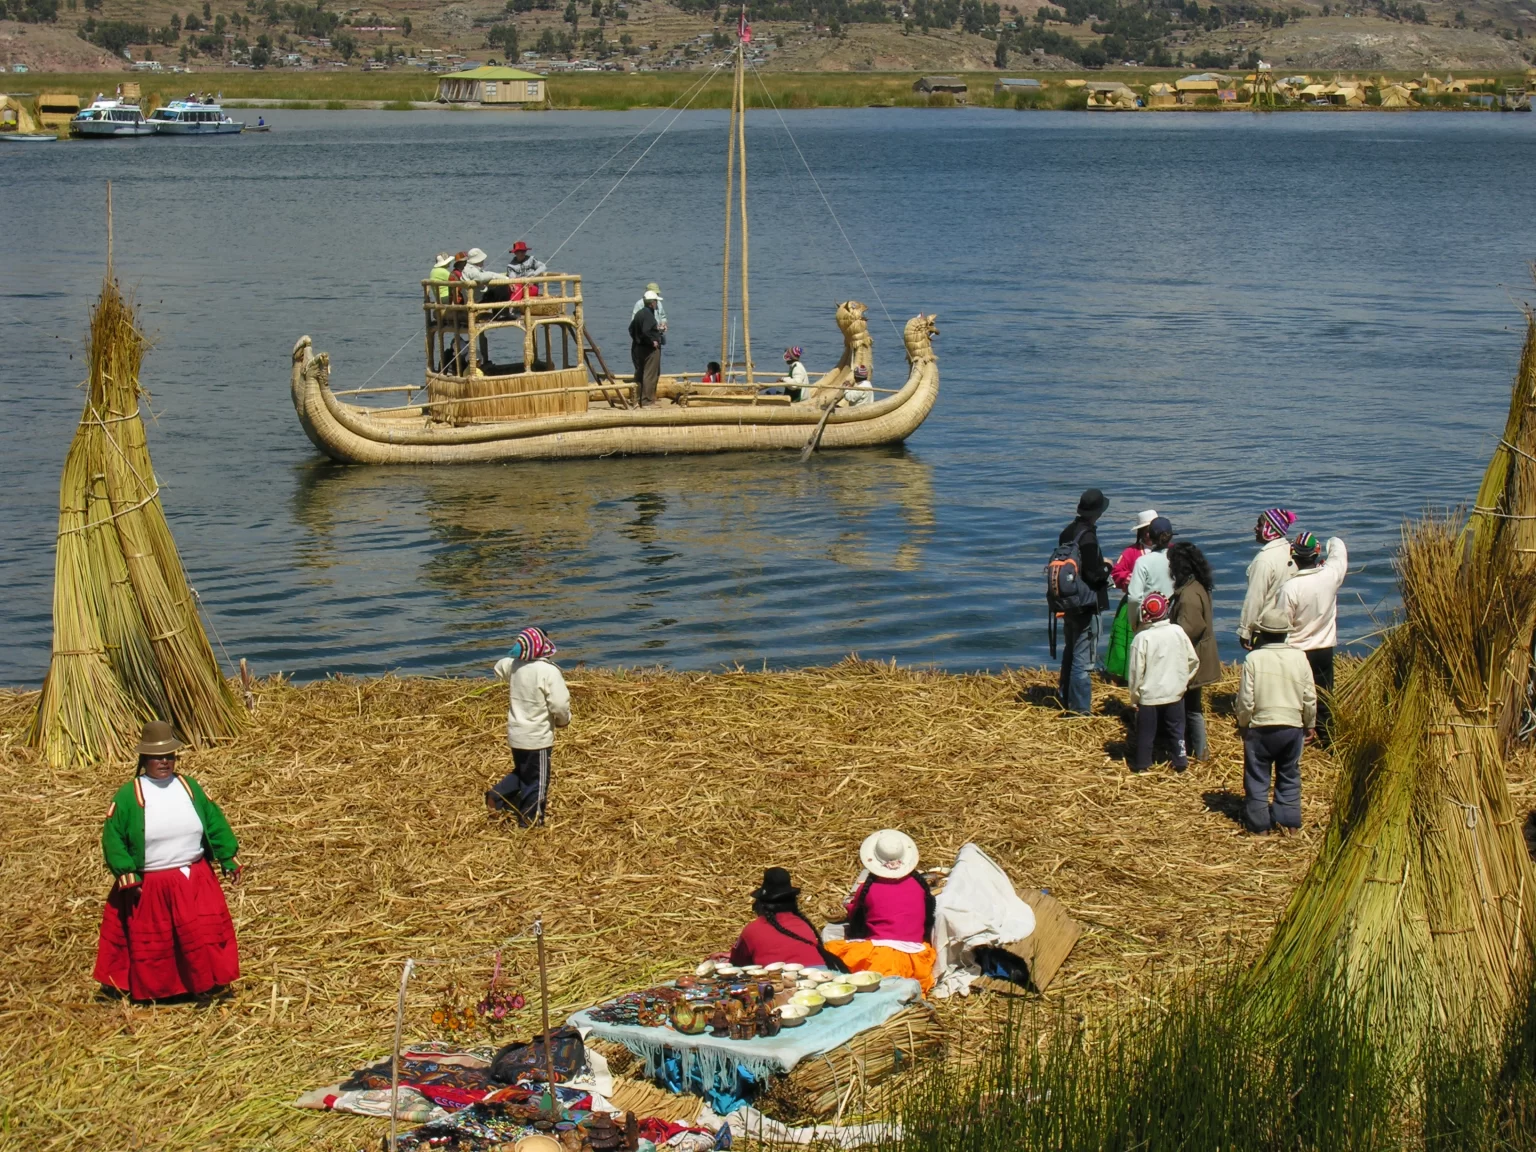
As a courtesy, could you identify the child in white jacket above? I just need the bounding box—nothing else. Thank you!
[1127,592,1201,774]
[486,626,570,825]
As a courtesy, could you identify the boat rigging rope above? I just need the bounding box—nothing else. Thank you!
[746,61,901,341]
[545,64,724,263]
[352,69,724,390]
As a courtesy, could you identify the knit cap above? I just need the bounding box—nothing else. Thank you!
[1258,508,1296,541]
[510,626,557,661]
[1291,530,1322,559]
[1141,592,1170,623]
[785,346,802,362]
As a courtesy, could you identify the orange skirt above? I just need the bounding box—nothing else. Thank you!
[823,938,937,994]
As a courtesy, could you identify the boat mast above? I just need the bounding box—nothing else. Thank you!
[720,7,754,390]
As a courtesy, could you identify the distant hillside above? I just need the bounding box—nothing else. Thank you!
[0,0,1530,75]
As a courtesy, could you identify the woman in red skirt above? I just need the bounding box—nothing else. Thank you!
[93,720,242,1000]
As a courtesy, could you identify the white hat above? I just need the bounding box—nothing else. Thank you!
[1256,603,1292,636]
[1134,509,1159,531]
[433,251,453,269]
[466,247,487,265]
[859,829,918,880]
[643,289,662,302]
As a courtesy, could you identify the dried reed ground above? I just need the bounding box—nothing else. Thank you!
[3,662,1530,1150]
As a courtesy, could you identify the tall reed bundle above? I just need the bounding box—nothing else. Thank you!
[28,277,245,766]
[1250,319,1536,1043]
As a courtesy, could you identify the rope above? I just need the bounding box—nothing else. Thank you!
[190,584,238,675]
[546,66,723,263]
[747,60,901,340]
[1470,506,1536,520]
[56,488,161,536]
[1500,437,1536,464]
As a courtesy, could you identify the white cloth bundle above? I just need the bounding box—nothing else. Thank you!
[930,843,1036,998]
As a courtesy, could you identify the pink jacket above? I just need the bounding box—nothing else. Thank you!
[1111,546,1146,592]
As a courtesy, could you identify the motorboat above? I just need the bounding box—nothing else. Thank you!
[70,99,154,138]
[148,100,245,135]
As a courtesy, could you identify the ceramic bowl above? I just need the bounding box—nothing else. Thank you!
[763,961,786,972]
[515,1136,563,1152]
[714,965,740,978]
[817,982,856,1007]
[743,965,767,977]
[796,978,821,991]
[777,1003,808,1027]
[791,991,825,1015]
[781,963,804,974]
[695,961,717,977]
[848,971,883,991]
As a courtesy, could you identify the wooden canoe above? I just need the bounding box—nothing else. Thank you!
[290,310,939,466]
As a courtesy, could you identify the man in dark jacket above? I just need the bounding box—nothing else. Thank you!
[1057,488,1111,715]
[629,290,664,406]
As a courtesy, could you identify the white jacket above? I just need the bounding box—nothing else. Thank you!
[1236,642,1317,729]
[1126,550,1173,607]
[1276,537,1347,650]
[1127,620,1200,707]
[1238,538,1298,643]
[492,656,571,750]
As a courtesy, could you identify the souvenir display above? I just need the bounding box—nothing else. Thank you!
[478,952,528,1025]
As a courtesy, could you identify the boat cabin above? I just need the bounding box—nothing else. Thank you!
[422,272,622,423]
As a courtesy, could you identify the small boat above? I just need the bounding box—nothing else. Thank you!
[70,99,154,138]
[0,132,58,143]
[148,100,245,134]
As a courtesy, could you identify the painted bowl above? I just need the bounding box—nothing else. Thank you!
[790,991,825,1015]
[817,982,856,1007]
[848,971,883,991]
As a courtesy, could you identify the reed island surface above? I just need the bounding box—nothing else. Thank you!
[7,661,1531,1150]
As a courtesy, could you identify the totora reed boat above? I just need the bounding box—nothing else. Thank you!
[289,9,937,465]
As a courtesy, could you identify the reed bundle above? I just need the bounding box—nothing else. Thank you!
[28,277,245,767]
[0,663,1371,1150]
[1250,319,1536,1043]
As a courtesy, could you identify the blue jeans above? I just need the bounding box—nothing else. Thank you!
[1058,609,1099,715]
[1243,726,1303,831]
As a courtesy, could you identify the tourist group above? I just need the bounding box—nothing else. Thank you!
[1052,489,1348,835]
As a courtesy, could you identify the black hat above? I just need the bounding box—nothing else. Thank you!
[1077,488,1109,518]
[751,867,799,903]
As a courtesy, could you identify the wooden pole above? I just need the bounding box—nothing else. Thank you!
[537,917,556,1118]
[720,53,737,380]
[736,44,754,393]
[389,958,416,1152]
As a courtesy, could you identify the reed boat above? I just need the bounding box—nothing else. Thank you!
[289,9,938,466]
[290,289,938,465]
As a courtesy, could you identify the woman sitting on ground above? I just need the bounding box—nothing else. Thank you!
[94,721,242,1001]
[823,829,939,993]
[729,867,834,968]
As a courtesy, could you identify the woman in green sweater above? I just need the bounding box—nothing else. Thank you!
[93,721,242,1000]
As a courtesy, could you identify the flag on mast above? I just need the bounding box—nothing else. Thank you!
[738,8,752,42]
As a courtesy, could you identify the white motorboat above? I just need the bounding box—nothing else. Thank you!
[148,100,245,135]
[70,100,154,138]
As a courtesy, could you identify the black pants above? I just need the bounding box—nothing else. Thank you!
[1135,699,1187,772]
[1305,647,1334,741]
[632,346,660,404]
[1243,725,1303,831]
[488,747,552,824]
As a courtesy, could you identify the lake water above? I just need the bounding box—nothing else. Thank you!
[3,107,1535,685]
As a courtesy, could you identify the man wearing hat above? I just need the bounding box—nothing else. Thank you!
[1275,531,1347,742]
[1238,507,1299,648]
[1055,489,1113,715]
[507,241,547,281]
[93,721,242,1000]
[1235,603,1317,835]
[630,281,668,331]
[843,363,873,406]
[628,289,664,406]
[428,251,454,303]
[460,247,499,292]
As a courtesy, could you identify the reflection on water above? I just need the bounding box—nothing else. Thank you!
[288,448,935,672]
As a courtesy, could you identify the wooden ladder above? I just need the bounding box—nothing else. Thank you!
[582,327,634,409]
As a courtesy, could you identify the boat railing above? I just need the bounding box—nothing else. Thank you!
[421,272,586,380]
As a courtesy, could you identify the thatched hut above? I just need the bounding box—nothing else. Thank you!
[914,75,968,102]
[0,94,41,134]
[1146,82,1178,108]
[435,66,547,106]
[1378,84,1413,108]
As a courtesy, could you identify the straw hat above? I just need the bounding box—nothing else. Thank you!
[1134,509,1159,531]
[135,720,184,757]
[645,281,661,293]
[433,251,453,269]
[466,247,487,265]
[860,829,918,880]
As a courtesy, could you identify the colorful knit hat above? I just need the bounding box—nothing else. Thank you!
[1291,530,1322,559]
[784,347,802,362]
[1141,592,1170,623]
[1258,507,1296,541]
[853,364,869,380]
[510,626,557,661]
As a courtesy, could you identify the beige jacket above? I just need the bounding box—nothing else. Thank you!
[492,656,571,750]
[1238,538,1298,644]
[1236,643,1316,730]
[1127,620,1201,707]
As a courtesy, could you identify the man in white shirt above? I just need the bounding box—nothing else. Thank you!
[1276,531,1347,742]
[1238,506,1298,647]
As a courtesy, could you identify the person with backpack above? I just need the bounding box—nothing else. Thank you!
[1126,592,1201,773]
[1275,531,1347,743]
[1049,489,1112,715]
